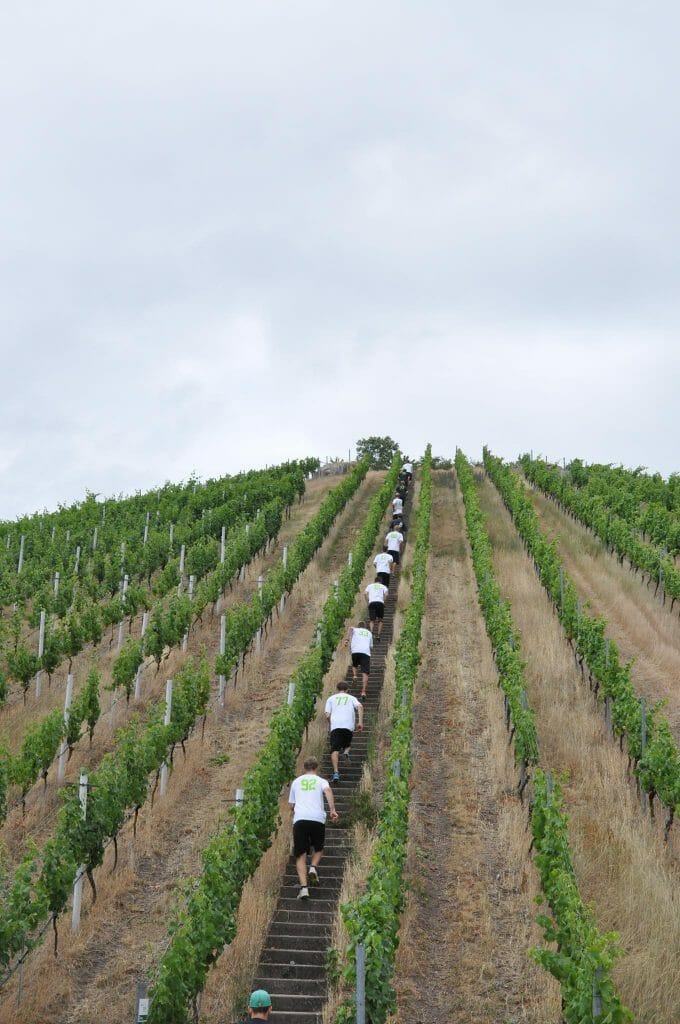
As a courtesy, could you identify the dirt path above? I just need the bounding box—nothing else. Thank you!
[0,476,339,867]
[478,475,680,1023]
[393,472,558,1024]
[0,473,387,1024]
[526,483,680,738]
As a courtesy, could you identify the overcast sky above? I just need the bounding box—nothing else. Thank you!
[1,2,679,518]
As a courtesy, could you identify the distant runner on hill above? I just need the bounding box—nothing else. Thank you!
[344,619,373,698]
[289,757,338,899]
[392,493,404,517]
[402,461,413,483]
[373,549,394,587]
[364,578,389,639]
[385,526,404,565]
[391,511,407,533]
[325,680,363,782]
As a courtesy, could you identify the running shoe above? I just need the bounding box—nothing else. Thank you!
[332,771,341,782]
[297,886,309,900]
[309,866,319,886]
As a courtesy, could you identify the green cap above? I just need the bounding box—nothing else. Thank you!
[249,989,272,1009]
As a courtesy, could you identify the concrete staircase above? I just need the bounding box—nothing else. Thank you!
[248,493,410,1024]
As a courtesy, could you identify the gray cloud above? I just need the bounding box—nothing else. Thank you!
[2,1,680,516]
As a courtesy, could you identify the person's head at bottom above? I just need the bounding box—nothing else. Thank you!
[248,990,272,1019]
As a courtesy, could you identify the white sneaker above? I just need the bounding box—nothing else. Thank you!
[297,886,309,900]
[309,866,319,886]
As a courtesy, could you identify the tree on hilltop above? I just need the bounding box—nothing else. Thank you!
[356,436,401,469]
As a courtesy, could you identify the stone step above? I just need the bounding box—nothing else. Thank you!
[282,875,344,890]
[269,1011,320,1024]
[287,855,349,869]
[272,908,335,925]
[254,962,326,981]
[251,976,326,997]
[277,897,337,914]
[283,864,346,879]
[266,925,332,945]
[266,992,325,1013]
[254,500,415,1020]
[260,948,327,967]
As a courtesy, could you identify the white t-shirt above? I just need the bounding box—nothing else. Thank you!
[374,552,394,576]
[365,582,388,605]
[385,530,404,553]
[392,497,403,514]
[350,626,373,655]
[325,692,362,731]
[402,463,413,473]
[289,773,329,823]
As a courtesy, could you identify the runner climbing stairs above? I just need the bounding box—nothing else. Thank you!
[248,492,410,1024]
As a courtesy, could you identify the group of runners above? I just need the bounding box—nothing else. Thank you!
[287,462,413,905]
[234,464,414,1017]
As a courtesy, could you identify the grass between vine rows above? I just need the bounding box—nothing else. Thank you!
[528,482,680,740]
[0,476,340,876]
[392,471,557,1024]
[198,477,408,1023]
[0,473,385,1024]
[478,475,680,1022]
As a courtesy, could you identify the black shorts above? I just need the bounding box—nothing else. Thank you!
[376,571,390,587]
[330,727,353,752]
[388,549,400,565]
[293,819,325,857]
[351,652,370,674]
[368,601,384,621]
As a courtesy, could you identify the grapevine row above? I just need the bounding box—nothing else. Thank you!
[454,450,539,780]
[0,656,211,968]
[521,455,680,608]
[1,468,306,698]
[0,460,318,611]
[146,457,402,1023]
[530,772,631,1024]
[457,450,629,1022]
[0,486,298,820]
[485,448,680,835]
[0,459,369,974]
[335,446,432,1024]
[0,489,284,823]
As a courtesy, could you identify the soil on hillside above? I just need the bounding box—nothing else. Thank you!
[394,471,557,1024]
[477,474,680,1021]
[0,473,386,1024]
[0,476,342,870]
[527,482,680,739]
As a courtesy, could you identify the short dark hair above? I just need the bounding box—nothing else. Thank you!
[303,757,318,770]
[337,680,349,691]
[357,620,367,628]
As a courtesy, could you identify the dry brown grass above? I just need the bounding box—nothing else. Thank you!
[393,471,558,1024]
[198,477,402,1023]
[0,478,342,868]
[529,485,680,739]
[0,478,338,751]
[479,476,680,1024]
[0,473,387,1024]
[321,483,421,1024]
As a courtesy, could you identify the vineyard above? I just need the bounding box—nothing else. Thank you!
[0,447,679,1024]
